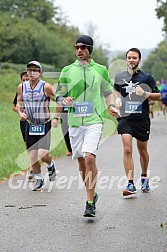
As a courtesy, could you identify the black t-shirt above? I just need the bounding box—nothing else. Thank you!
[114,69,159,121]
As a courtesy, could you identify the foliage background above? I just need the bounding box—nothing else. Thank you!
[0,0,167,180]
[0,0,109,69]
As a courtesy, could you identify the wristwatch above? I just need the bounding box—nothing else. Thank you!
[108,104,115,108]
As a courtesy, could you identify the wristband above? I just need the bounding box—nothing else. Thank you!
[116,98,122,103]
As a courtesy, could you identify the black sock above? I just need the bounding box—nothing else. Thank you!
[129,180,134,184]
[141,174,147,177]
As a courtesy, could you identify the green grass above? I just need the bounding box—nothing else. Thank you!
[0,101,117,181]
[0,70,64,181]
[0,69,118,181]
[0,102,26,180]
[0,102,68,181]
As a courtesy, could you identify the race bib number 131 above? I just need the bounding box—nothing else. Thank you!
[29,124,45,135]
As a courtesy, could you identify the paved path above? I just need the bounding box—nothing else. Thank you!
[0,114,167,252]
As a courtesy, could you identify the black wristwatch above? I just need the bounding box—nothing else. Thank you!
[108,104,115,108]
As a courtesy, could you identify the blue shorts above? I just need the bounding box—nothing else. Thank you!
[161,97,167,106]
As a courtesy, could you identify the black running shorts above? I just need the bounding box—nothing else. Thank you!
[117,117,150,142]
[25,120,51,150]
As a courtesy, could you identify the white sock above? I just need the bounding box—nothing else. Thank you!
[35,173,43,180]
[47,160,55,168]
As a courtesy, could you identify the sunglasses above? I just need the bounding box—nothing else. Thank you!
[27,68,40,72]
[74,44,92,50]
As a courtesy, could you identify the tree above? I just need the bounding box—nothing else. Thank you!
[142,39,167,81]
[91,47,108,67]
[0,14,48,63]
[0,0,59,24]
[108,52,126,79]
[155,0,167,33]
[0,1,110,68]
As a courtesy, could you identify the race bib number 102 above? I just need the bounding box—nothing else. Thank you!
[73,101,93,117]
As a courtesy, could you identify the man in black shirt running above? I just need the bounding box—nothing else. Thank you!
[113,48,161,196]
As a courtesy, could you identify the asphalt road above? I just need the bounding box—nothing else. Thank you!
[0,113,167,252]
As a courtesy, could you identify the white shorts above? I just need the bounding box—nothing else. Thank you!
[69,123,103,160]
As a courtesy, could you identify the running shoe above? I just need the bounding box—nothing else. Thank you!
[47,161,56,181]
[141,177,150,192]
[27,170,35,181]
[32,179,45,191]
[83,201,96,217]
[93,192,98,210]
[123,183,137,196]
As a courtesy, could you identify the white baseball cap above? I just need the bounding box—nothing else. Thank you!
[26,61,42,71]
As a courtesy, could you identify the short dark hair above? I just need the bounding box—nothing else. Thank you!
[126,48,141,59]
[20,71,28,80]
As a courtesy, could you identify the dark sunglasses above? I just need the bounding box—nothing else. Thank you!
[27,68,40,72]
[74,44,92,50]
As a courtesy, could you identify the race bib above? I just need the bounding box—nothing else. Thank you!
[63,106,68,111]
[29,124,45,135]
[73,101,93,117]
[125,101,142,113]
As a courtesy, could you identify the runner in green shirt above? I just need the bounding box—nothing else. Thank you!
[54,35,119,217]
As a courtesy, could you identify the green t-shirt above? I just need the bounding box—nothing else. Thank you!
[55,59,112,127]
